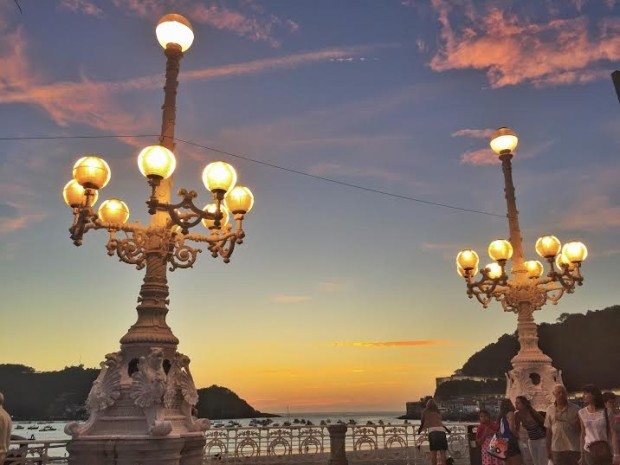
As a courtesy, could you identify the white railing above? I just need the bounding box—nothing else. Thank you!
[203,423,471,463]
[7,423,472,465]
[6,439,69,464]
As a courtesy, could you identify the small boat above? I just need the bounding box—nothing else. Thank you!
[15,425,24,430]
[41,426,57,432]
[27,425,39,430]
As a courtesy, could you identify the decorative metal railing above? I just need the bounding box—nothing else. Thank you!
[8,423,471,465]
[5,439,69,464]
[203,423,471,463]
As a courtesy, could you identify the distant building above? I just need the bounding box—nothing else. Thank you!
[435,370,499,388]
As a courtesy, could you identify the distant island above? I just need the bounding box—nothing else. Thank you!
[0,364,277,421]
[402,305,620,420]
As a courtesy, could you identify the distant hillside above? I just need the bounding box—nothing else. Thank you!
[0,364,276,421]
[460,305,620,390]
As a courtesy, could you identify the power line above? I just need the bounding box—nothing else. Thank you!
[0,133,504,218]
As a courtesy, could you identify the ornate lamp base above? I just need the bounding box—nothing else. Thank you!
[65,345,209,465]
[505,357,563,412]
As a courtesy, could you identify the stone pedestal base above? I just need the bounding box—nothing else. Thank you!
[67,435,205,465]
[505,360,563,412]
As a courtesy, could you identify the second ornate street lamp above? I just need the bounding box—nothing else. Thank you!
[61,14,254,465]
[455,127,588,411]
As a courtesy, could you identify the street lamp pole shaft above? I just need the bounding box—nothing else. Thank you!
[152,45,183,228]
[499,153,524,268]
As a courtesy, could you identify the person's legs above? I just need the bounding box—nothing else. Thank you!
[430,450,438,465]
[438,449,447,465]
[528,438,548,465]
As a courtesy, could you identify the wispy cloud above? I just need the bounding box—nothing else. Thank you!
[269,294,311,304]
[0,201,46,235]
[0,39,384,138]
[59,0,103,17]
[559,194,620,232]
[110,0,298,48]
[452,128,494,139]
[428,0,620,88]
[333,340,446,348]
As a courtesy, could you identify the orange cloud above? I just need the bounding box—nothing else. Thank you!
[428,1,620,88]
[333,340,446,348]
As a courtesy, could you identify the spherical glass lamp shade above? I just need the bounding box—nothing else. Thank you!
[456,249,479,271]
[72,156,111,189]
[98,199,130,224]
[224,186,254,214]
[62,179,98,207]
[524,260,544,279]
[156,14,194,52]
[201,203,230,230]
[489,127,519,155]
[137,145,176,179]
[555,253,575,271]
[202,161,237,194]
[457,265,478,278]
[488,239,513,262]
[535,235,562,259]
[562,241,588,263]
[485,262,503,280]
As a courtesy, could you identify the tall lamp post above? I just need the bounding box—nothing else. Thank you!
[455,127,588,411]
[61,14,255,465]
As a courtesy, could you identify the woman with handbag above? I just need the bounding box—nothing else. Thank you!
[515,396,547,465]
[489,399,522,465]
[578,385,613,465]
[477,409,501,465]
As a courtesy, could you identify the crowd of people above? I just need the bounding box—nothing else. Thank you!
[473,385,618,465]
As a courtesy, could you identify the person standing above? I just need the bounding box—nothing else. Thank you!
[602,392,619,465]
[0,392,12,464]
[545,385,581,465]
[476,409,501,465]
[515,396,547,465]
[498,398,523,465]
[579,385,613,465]
[418,399,451,465]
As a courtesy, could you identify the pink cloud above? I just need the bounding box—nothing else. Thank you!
[452,128,494,139]
[0,39,380,138]
[59,0,103,17]
[560,194,620,232]
[111,0,298,47]
[460,148,499,165]
[428,1,620,88]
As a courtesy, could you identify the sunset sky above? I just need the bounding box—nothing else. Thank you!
[0,0,618,413]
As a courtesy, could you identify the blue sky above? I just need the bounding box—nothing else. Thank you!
[0,0,618,411]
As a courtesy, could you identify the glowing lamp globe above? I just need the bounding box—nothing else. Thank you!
[73,156,111,190]
[63,180,98,207]
[138,145,176,180]
[535,235,562,259]
[156,14,194,52]
[524,260,544,279]
[98,199,130,224]
[202,161,237,194]
[456,249,479,271]
[488,239,513,262]
[457,264,478,278]
[556,253,575,271]
[489,127,519,155]
[201,203,230,230]
[562,241,588,263]
[485,262,503,280]
[224,186,254,214]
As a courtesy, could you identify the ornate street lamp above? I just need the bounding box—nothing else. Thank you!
[455,127,587,411]
[62,14,254,465]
